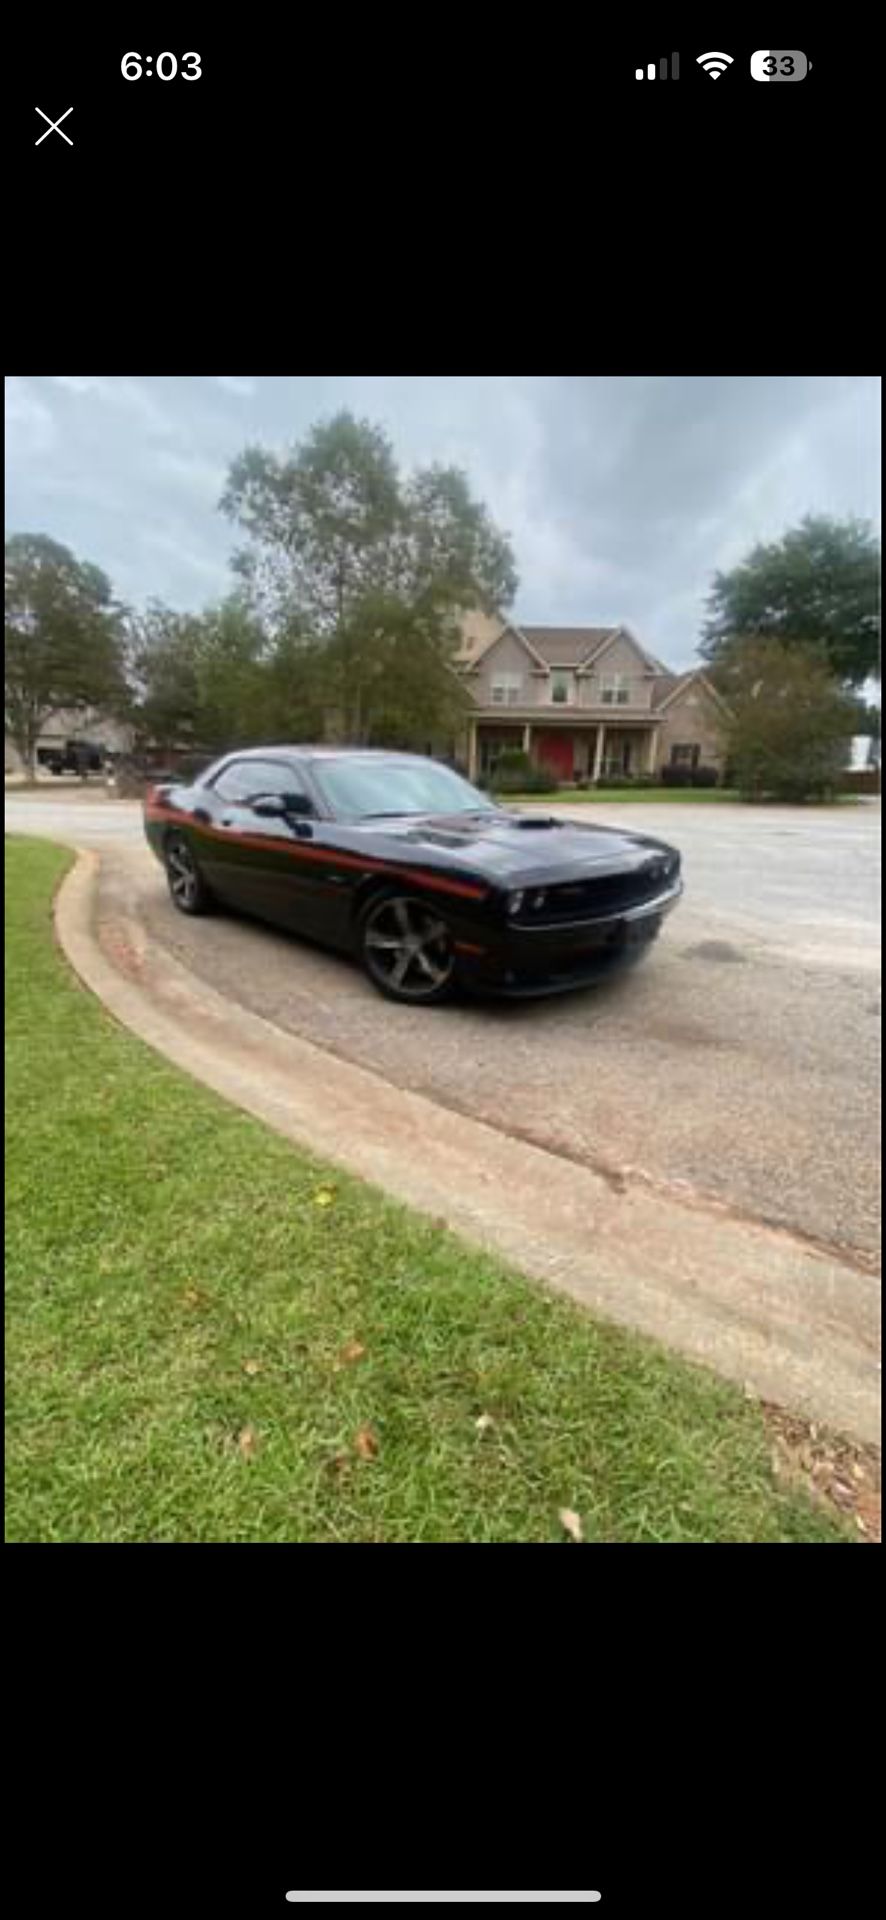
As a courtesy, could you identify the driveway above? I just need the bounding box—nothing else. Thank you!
[7,791,881,1260]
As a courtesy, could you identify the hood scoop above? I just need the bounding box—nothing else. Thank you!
[510,815,561,830]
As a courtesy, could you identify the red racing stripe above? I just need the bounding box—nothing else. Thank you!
[144,804,488,902]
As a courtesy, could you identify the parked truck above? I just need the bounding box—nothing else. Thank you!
[37,739,108,776]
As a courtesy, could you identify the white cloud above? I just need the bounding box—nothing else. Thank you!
[51,376,107,396]
[6,377,58,456]
[139,525,229,585]
[215,376,256,398]
[48,375,178,437]
[151,449,228,500]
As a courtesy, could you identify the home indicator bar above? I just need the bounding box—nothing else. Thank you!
[635,55,680,79]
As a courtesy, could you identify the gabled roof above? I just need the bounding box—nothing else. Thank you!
[460,619,551,671]
[458,611,690,684]
[519,624,667,675]
[653,668,732,715]
[518,625,619,668]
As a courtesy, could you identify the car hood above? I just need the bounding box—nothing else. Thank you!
[354,810,679,887]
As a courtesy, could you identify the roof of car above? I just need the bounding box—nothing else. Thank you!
[211,745,434,762]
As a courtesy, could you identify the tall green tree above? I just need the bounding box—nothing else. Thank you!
[127,603,203,754]
[220,411,517,745]
[716,635,859,802]
[129,598,328,755]
[700,515,880,689]
[5,534,128,774]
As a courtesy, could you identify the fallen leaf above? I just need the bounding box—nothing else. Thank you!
[243,1359,262,1377]
[559,1507,584,1542]
[334,1340,366,1369]
[182,1287,202,1308]
[313,1186,337,1209]
[355,1425,379,1461]
[475,1413,495,1435]
[327,1451,351,1478]
[238,1425,258,1459]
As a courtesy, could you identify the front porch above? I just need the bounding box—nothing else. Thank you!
[468,718,660,785]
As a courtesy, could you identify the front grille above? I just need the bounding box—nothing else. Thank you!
[520,859,677,923]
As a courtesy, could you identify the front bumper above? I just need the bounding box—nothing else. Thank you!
[455,880,683,997]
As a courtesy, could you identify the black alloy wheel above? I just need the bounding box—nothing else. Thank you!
[359,892,457,1004]
[164,832,213,915]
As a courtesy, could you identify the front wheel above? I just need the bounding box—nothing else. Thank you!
[164,831,214,915]
[358,892,457,1005]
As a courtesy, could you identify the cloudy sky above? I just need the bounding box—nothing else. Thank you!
[6,374,880,671]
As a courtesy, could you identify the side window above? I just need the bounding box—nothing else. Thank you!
[212,760,257,803]
[212,760,306,804]
[244,761,307,803]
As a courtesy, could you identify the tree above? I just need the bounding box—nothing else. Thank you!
[5,534,128,775]
[127,603,203,755]
[220,411,517,745]
[700,515,880,689]
[716,635,859,802]
[128,597,329,756]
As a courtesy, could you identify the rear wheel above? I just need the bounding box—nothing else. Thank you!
[359,892,456,1005]
[164,831,213,915]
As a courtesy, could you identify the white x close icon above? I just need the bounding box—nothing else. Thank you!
[35,106,73,146]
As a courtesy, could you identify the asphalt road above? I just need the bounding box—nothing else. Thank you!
[7,791,881,1258]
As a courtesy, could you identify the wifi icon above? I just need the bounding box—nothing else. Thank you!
[697,50,734,78]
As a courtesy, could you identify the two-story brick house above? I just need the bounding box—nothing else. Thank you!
[454,610,729,783]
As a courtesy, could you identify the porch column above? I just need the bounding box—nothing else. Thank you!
[646,729,658,775]
[522,723,532,757]
[467,721,479,782]
[592,724,606,783]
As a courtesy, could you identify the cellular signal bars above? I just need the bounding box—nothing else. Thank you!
[635,55,680,79]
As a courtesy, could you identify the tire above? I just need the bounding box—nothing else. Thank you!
[164,831,214,916]
[358,890,457,1005]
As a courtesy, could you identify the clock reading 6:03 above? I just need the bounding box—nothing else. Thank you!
[121,53,202,81]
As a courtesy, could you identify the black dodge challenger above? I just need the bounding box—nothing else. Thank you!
[144,747,683,1005]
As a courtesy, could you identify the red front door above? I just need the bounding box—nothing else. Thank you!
[535,731,574,782]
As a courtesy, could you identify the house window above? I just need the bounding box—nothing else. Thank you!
[603,739,633,777]
[491,673,522,706]
[601,675,630,705]
[670,743,700,768]
[550,671,572,704]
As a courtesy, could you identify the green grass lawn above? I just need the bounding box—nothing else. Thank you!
[5,836,846,1543]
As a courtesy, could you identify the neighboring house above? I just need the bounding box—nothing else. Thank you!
[4,707,134,774]
[454,614,730,783]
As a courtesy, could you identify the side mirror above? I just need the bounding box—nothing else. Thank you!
[251,791,315,819]
[251,793,288,818]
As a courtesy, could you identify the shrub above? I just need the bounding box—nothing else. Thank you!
[493,747,532,778]
[493,766,559,794]
[600,773,635,789]
[690,764,719,788]
[660,764,693,787]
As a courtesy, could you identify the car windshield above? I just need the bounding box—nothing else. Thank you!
[313,758,495,819]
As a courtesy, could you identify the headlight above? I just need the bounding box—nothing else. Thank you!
[507,890,525,916]
[529,889,547,910]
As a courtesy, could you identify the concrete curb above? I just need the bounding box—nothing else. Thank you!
[55,847,881,1444]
